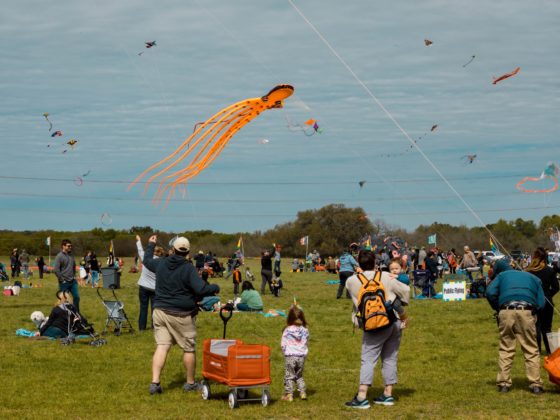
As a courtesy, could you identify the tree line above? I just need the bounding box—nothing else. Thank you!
[1,205,558,259]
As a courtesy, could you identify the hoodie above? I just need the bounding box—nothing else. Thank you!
[486,259,545,311]
[143,243,219,313]
[281,325,309,357]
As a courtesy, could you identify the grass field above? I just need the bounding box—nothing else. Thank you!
[1,258,558,419]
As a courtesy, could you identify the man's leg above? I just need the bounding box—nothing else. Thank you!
[496,310,517,388]
[152,344,171,383]
[516,310,543,389]
[183,351,196,384]
[70,281,80,313]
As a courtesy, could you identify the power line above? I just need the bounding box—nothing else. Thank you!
[0,173,527,186]
[0,189,534,203]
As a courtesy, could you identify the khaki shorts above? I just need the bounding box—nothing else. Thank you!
[153,308,197,352]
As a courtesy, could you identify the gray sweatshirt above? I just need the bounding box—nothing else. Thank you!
[54,251,75,283]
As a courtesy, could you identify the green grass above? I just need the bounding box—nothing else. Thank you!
[1,258,558,419]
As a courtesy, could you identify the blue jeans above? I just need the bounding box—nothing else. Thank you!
[91,270,99,286]
[42,326,66,338]
[138,286,155,330]
[59,280,80,314]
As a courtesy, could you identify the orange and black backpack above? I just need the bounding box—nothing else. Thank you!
[356,271,392,332]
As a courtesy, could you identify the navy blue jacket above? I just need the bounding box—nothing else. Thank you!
[143,243,219,313]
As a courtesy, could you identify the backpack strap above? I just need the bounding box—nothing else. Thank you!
[356,270,383,286]
[356,272,369,286]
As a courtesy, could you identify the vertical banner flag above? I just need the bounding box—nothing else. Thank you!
[299,236,309,246]
[489,237,497,253]
[46,237,51,246]
[236,236,243,249]
[428,234,437,245]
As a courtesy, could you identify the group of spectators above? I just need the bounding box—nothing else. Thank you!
[8,248,47,280]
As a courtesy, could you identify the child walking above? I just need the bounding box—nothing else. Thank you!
[281,305,309,401]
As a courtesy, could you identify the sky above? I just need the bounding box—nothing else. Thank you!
[1,0,559,234]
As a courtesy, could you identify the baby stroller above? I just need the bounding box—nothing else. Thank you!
[201,305,271,409]
[57,302,106,347]
[96,288,134,335]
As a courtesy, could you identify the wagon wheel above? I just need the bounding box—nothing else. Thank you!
[201,381,211,400]
[228,391,238,409]
[262,389,271,407]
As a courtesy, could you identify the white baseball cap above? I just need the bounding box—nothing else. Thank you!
[173,237,190,253]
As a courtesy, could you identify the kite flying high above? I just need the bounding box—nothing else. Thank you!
[129,84,295,206]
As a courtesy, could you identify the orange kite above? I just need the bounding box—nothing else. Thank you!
[129,84,294,206]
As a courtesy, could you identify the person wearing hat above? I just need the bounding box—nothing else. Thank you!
[194,250,205,272]
[142,235,219,395]
[486,259,545,394]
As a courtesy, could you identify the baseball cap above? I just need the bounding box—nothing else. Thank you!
[173,237,190,253]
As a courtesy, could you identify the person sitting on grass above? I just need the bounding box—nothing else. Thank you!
[237,281,263,312]
[40,291,86,338]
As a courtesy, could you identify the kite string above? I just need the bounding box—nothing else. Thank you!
[286,0,513,260]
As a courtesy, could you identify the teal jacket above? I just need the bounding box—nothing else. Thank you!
[486,260,545,311]
[240,289,263,310]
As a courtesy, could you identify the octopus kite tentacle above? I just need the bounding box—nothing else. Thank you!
[152,108,253,206]
[128,84,294,205]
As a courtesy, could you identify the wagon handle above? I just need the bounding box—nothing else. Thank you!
[219,303,234,339]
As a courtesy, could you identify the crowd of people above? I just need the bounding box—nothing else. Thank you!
[4,234,559,407]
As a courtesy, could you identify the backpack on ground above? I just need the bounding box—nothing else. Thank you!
[356,271,392,332]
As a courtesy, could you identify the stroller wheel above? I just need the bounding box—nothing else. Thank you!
[261,389,271,407]
[228,391,238,409]
[201,381,211,400]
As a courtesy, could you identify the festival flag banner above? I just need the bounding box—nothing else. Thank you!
[428,234,437,245]
[299,236,309,246]
[236,236,243,249]
[489,237,497,253]
[46,236,51,246]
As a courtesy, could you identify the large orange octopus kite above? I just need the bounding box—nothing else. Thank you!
[129,84,294,206]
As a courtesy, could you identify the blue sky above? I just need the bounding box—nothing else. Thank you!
[1,0,559,234]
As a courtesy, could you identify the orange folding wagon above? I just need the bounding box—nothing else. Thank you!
[200,306,271,408]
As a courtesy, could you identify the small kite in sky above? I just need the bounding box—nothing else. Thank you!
[138,41,157,56]
[462,154,477,164]
[430,124,438,132]
[100,212,112,226]
[73,176,84,187]
[424,39,433,46]
[82,170,91,177]
[516,162,559,193]
[51,130,63,137]
[43,113,52,131]
[129,84,294,207]
[358,180,366,188]
[492,67,520,85]
[462,55,476,68]
[286,116,322,136]
[62,139,78,153]
[258,139,270,144]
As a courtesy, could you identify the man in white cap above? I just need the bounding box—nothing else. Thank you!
[142,235,219,395]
